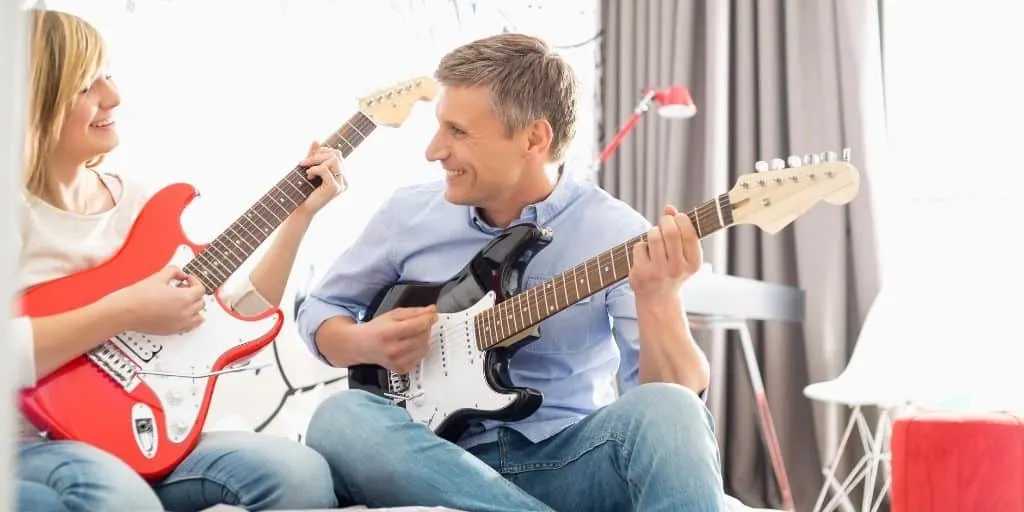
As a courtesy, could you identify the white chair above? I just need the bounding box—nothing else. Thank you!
[803,268,1024,512]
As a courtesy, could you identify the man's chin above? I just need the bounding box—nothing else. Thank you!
[443,188,473,206]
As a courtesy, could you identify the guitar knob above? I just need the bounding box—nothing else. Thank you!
[770,158,786,170]
[754,160,770,172]
[173,420,189,435]
[787,155,803,167]
[822,151,838,162]
[167,389,183,405]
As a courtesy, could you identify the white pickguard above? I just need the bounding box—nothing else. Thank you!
[87,245,279,453]
[402,291,517,430]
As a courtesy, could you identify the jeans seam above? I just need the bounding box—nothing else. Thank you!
[154,474,241,505]
[500,431,625,473]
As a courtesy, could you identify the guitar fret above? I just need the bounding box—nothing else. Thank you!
[196,247,233,280]
[556,274,566,310]
[229,217,261,250]
[571,265,580,304]
[507,295,519,337]
[256,200,284,224]
[187,258,220,290]
[335,134,357,152]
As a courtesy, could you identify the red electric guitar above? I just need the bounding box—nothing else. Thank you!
[17,76,438,481]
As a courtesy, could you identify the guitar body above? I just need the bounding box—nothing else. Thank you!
[348,223,551,442]
[18,183,284,481]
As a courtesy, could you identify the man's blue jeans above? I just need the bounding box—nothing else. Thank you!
[16,431,337,511]
[306,382,727,511]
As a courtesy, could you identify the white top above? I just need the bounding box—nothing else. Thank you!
[13,171,270,439]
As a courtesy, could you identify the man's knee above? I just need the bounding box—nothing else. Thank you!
[617,382,714,436]
[230,438,337,509]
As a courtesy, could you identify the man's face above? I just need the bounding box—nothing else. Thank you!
[424,85,529,209]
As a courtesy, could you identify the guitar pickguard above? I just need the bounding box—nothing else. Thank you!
[96,245,279,450]
[402,291,517,429]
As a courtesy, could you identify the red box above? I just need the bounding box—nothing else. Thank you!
[891,411,1024,511]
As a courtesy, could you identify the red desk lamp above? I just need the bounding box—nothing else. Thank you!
[596,85,697,166]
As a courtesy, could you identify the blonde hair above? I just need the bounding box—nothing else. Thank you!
[24,9,109,197]
[435,33,578,162]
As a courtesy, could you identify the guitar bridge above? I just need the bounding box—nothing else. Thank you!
[388,370,410,394]
[87,342,139,391]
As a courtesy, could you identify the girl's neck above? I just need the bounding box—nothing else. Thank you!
[40,160,113,214]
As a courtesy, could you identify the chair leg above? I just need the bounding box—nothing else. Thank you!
[812,405,893,512]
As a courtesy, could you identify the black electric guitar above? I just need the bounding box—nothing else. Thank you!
[349,150,860,442]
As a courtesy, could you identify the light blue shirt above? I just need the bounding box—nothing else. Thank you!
[296,171,652,448]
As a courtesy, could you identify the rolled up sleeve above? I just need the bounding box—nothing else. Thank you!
[296,196,401,364]
[219,276,273,317]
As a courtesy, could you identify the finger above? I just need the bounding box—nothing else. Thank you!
[186,300,204,317]
[646,227,667,268]
[659,213,684,273]
[664,204,679,217]
[631,242,649,271]
[185,313,204,332]
[675,212,702,270]
[161,265,186,280]
[389,305,437,321]
[300,146,339,167]
[392,313,438,339]
[307,140,320,158]
[305,163,340,187]
[182,276,206,299]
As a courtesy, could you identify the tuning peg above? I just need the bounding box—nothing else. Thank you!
[770,158,786,170]
[787,155,803,167]
[754,160,770,172]
[821,151,838,162]
[842,147,852,161]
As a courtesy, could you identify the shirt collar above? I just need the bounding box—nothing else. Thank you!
[468,165,581,232]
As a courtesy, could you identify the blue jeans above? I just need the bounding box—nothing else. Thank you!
[305,382,726,512]
[16,431,337,512]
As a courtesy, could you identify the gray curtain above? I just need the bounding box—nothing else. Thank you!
[598,0,884,509]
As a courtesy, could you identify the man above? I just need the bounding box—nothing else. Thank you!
[297,33,726,512]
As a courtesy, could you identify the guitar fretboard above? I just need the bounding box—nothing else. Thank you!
[183,112,377,293]
[474,192,734,350]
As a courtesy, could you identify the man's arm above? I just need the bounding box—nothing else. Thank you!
[296,196,400,367]
[608,283,710,394]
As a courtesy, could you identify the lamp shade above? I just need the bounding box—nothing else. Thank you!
[652,85,697,119]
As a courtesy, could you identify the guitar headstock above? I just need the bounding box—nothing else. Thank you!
[728,148,860,234]
[359,75,438,127]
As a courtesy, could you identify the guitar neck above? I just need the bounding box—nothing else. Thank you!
[183,111,377,293]
[477,192,735,350]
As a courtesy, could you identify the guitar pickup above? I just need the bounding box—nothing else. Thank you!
[114,332,163,363]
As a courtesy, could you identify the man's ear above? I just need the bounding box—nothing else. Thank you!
[524,118,553,159]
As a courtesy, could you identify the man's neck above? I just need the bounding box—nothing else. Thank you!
[479,165,562,229]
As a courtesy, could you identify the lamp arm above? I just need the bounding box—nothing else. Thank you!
[595,89,658,166]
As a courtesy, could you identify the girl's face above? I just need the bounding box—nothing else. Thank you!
[54,71,121,165]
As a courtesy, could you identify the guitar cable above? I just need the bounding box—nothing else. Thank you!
[253,266,347,433]
[252,336,347,433]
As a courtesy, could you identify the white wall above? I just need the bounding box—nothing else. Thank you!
[91,0,601,439]
[1,3,28,508]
